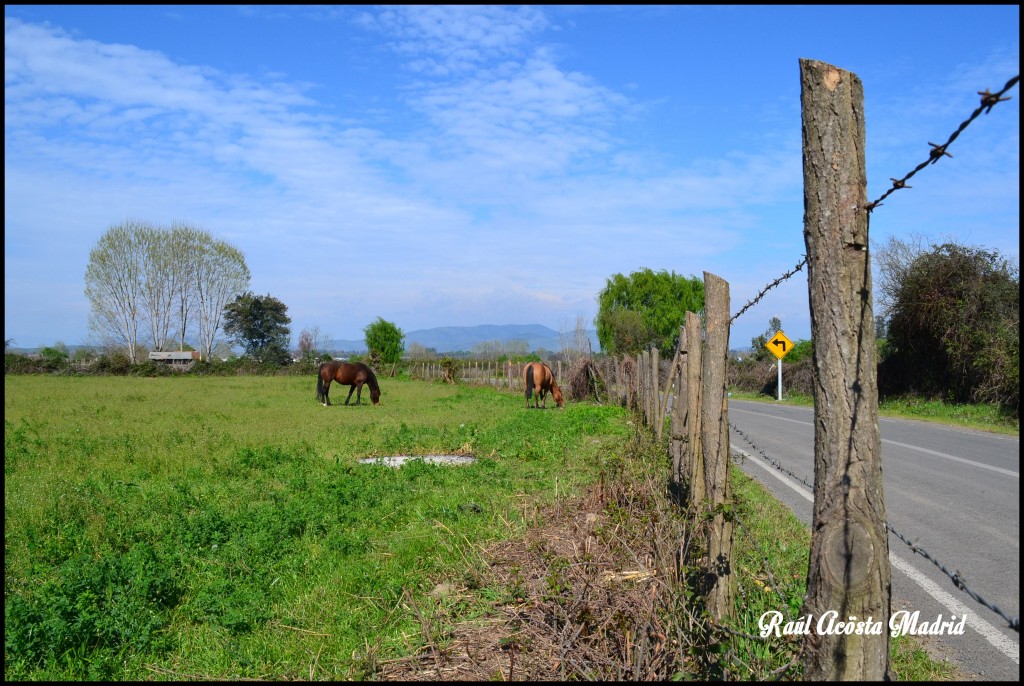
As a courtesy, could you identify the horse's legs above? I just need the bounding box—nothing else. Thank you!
[323,380,332,406]
[345,384,357,405]
[355,382,363,405]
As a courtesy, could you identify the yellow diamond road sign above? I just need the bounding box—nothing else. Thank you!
[766,330,794,360]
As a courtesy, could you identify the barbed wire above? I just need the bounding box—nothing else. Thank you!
[866,75,1019,212]
[729,422,1020,633]
[730,422,814,491]
[730,256,808,324]
[730,73,1018,324]
[886,526,1019,633]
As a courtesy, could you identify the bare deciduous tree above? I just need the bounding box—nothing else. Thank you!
[194,237,250,361]
[85,220,149,363]
[84,220,249,363]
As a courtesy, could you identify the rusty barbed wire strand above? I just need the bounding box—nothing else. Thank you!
[730,74,1018,324]
[865,74,1019,212]
[887,526,1020,633]
[730,256,808,324]
[729,422,1020,633]
[730,423,814,493]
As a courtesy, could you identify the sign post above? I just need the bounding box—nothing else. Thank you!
[765,330,794,400]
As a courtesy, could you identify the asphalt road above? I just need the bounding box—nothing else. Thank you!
[726,398,1019,681]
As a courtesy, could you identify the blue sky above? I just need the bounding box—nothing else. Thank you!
[5,5,1019,351]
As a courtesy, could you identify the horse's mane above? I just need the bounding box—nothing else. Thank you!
[359,362,381,392]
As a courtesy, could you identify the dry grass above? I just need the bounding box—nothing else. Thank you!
[375,434,713,681]
[564,356,608,402]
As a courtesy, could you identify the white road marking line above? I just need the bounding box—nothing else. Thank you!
[734,446,1019,664]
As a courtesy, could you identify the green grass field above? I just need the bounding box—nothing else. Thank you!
[4,374,632,679]
[5,374,960,680]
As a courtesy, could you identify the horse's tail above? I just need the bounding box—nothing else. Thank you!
[316,365,324,402]
[525,364,535,402]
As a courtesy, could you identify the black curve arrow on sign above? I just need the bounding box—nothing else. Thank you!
[772,339,787,352]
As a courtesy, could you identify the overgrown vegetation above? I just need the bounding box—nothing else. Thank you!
[879,242,1019,414]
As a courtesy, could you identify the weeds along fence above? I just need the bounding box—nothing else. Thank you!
[622,60,1019,679]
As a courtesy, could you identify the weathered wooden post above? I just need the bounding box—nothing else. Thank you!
[670,325,687,487]
[799,58,889,681]
[629,354,639,411]
[701,272,734,622]
[658,345,679,443]
[685,311,705,505]
[651,346,660,433]
[638,350,648,423]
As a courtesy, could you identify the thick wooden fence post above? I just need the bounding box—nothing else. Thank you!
[670,325,687,487]
[659,345,680,443]
[799,58,889,681]
[685,311,705,506]
[701,272,734,622]
[638,350,648,423]
[651,347,660,434]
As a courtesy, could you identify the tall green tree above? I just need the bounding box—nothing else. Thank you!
[595,268,704,356]
[363,317,405,367]
[223,292,292,365]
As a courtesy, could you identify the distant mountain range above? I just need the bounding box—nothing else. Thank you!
[331,323,601,354]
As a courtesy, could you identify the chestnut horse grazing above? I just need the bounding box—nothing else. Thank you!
[524,361,564,409]
[316,361,381,406]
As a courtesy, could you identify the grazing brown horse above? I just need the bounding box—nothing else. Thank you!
[524,361,564,409]
[316,361,381,406]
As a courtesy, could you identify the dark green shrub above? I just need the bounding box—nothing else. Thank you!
[881,243,1018,414]
[4,543,182,674]
[91,352,133,375]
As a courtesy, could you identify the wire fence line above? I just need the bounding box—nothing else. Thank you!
[866,75,1020,212]
[729,73,1019,325]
